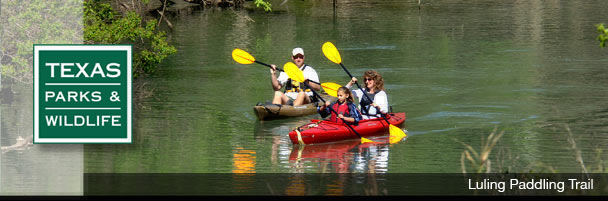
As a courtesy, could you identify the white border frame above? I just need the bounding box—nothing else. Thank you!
[34,45,132,143]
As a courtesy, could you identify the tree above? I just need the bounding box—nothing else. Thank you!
[0,0,83,84]
[84,0,177,77]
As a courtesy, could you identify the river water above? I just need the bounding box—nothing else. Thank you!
[84,0,606,174]
[78,0,608,174]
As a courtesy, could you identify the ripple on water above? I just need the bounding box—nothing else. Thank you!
[339,45,397,51]
[414,111,501,121]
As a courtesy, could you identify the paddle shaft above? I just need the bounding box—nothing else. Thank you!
[303,82,364,139]
[255,60,284,71]
[339,63,392,126]
[261,61,320,85]
[258,61,321,85]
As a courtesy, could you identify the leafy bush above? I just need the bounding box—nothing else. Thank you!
[597,23,608,48]
[84,0,176,77]
[254,0,272,12]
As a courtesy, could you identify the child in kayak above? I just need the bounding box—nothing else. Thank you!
[318,87,362,125]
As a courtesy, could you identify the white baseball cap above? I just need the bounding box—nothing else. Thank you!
[292,47,304,56]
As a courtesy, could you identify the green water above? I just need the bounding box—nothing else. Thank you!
[82,0,608,173]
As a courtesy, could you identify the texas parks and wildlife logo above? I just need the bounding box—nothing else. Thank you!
[34,45,131,143]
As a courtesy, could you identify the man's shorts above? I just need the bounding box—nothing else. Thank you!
[284,92,314,106]
[285,92,299,100]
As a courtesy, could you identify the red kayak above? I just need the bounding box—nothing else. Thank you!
[288,113,406,144]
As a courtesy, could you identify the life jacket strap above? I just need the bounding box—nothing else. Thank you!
[286,88,312,93]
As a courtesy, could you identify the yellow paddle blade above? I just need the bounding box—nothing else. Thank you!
[389,125,407,144]
[232,48,255,64]
[389,135,404,144]
[361,137,374,144]
[283,62,305,83]
[321,82,342,97]
[322,42,342,64]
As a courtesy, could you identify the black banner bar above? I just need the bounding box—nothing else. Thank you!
[84,173,608,196]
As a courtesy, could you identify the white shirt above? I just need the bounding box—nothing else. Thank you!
[349,88,388,120]
[277,64,319,99]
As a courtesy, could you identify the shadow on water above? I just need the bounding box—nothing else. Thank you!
[253,118,312,141]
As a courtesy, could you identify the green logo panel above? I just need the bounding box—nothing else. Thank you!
[34,45,132,143]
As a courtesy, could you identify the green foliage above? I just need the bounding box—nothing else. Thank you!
[597,23,608,48]
[254,0,272,12]
[84,0,176,77]
[0,0,82,83]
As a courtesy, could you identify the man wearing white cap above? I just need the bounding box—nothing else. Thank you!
[269,47,320,106]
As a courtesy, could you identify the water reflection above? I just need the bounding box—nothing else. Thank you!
[281,173,388,195]
[232,147,256,173]
[252,117,403,173]
[284,174,307,195]
[280,171,389,195]
[289,137,392,173]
